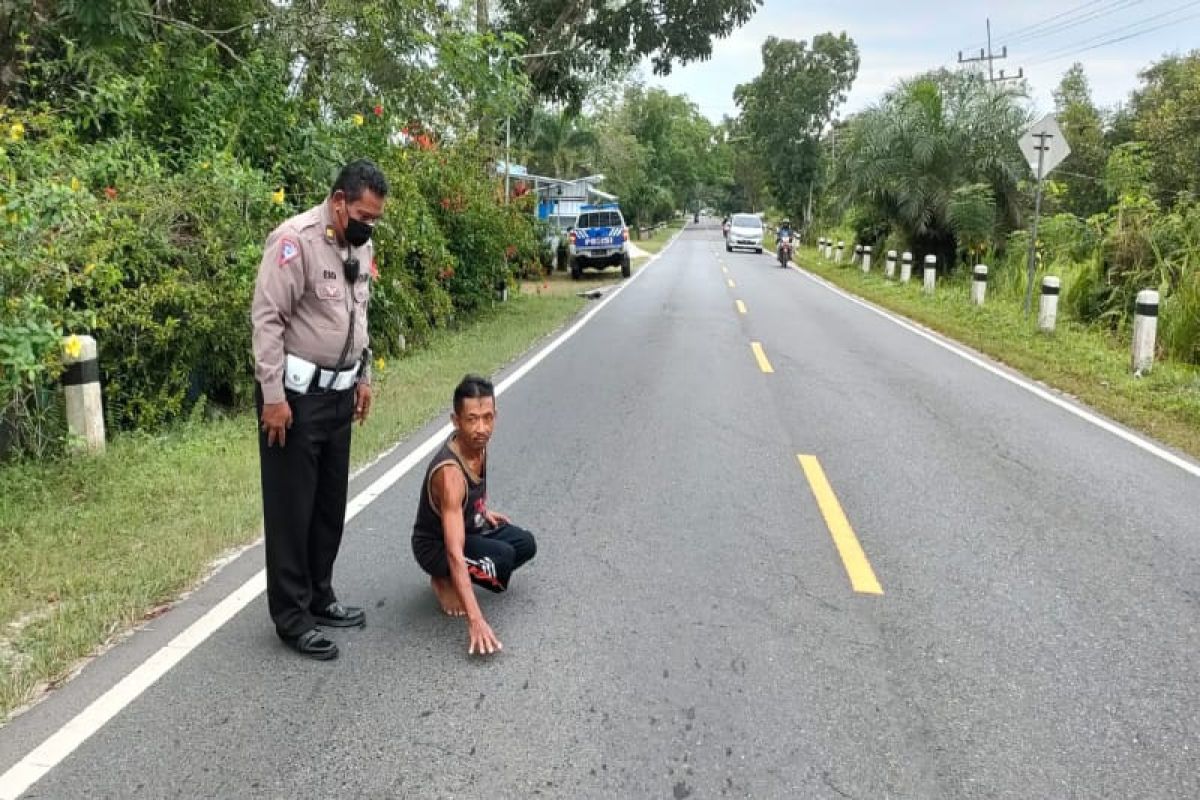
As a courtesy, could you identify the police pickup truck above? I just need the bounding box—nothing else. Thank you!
[568,203,631,280]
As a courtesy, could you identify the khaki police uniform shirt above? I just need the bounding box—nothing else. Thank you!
[252,199,373,405]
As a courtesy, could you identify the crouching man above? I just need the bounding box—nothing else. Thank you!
[411,375,537,655]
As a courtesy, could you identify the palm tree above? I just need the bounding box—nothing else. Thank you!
[840,69,1030,267]
[528,108,597,178]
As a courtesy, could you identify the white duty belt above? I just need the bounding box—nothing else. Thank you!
[284,354,359,394]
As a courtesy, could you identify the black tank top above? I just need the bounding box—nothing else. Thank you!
[412,435,488,546]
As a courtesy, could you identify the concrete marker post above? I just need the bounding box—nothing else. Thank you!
[853,244,862,266]
[923,255,937,294]
[1131,289,1159,376]
[900,252,913,283]
[971,264,988,306]
[836,241,845,263]
[885,250,897,279]
[1039,277,1060,332]
[61,335,105,454]
[862,246,872,274]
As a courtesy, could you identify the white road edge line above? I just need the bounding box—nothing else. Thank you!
[0,231,686,800]
[789,262,1200,479]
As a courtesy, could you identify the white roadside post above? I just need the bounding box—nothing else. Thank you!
[923,255,937,294]
[971,264,988,306]
[1131,289,1159,376]
[900,251,913,283]
[817,237,825,257]
[853,244,862,266]
[1039,277,1060,332]
[835,241,845,263]
[62,335,105,454]
[885,250,897,279]
[862,246,872,273]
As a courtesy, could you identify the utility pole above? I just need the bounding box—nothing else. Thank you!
[476,0,487,32]
[958,18,1024,84]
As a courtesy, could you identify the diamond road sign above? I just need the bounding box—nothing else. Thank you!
[1018,114,1071,178]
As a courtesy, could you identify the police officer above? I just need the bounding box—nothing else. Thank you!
[251,159,388,660]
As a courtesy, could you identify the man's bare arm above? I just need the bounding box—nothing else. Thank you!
[432,467,503,654]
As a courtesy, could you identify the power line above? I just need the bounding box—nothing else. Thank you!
[985,0,1109,43]
[1028,1,1200,65]
[999,0,1146,48]
[964,0,1129,50]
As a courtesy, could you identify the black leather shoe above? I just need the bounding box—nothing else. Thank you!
[313,602,365,628]
[282,628,339,661]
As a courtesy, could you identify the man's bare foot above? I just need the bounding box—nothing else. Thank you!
[431,576,465,616]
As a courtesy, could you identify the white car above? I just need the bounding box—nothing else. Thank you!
[726,213,763,253]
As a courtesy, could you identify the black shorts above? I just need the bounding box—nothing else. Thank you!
[412,524,537,593]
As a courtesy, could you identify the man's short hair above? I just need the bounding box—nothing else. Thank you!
[332,159,389,202]
[453,374,495,414]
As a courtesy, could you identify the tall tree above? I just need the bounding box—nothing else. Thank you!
[1131,51,1200,208]
[495,0,761,110]
[527,108,596,177]
[734,33,859,226]
[1053,63,1111,218]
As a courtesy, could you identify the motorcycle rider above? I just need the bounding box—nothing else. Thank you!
[772,217,792,263]
[776,218,793,244]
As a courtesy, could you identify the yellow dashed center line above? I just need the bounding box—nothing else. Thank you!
[750,341,773,373]
[736,300,747,315]
[727,278,735,288]
[797,455,883,595]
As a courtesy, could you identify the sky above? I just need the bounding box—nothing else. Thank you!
[643,0,1200,123]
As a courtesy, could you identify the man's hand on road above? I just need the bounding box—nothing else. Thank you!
[261,401,293,447]
[468,616,503,656]
[354,383,372,424]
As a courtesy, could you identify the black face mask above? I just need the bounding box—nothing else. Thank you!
[345,216,374,248]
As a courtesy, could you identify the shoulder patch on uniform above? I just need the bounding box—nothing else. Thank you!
[278,238,300,266]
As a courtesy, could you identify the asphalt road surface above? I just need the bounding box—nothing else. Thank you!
[2,221,1198,799]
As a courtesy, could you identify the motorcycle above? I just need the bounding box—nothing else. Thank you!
[722,220,731,239]
[777,234,793,268]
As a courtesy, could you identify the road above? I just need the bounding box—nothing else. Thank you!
[2,221,1198,799]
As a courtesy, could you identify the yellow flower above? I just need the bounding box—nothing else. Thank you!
[374,357,386,372]
[83,262,96,276]
[9,122,24,142]
[200,161,210,170]
[352,113,365,127]
[271,187,285,205]
[7,211,17,225]
[63,335,83,360]
[70,177,81,193]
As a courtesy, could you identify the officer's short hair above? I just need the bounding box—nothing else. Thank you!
[454,374,495,414]
[332,159,389,202]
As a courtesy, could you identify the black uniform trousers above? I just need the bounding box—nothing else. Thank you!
[256,383,355,639]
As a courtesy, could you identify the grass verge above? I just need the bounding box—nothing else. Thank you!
[0,292,586,720]
[796,247,1200,461]
[632,217,687,255]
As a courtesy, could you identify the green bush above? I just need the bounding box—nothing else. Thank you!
[0,105,541,456]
